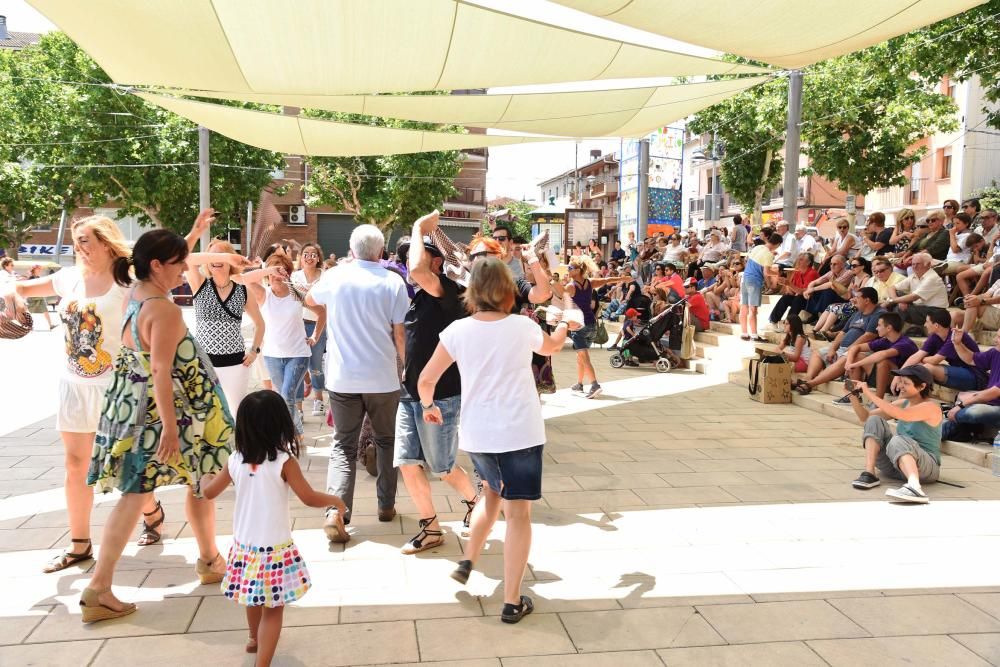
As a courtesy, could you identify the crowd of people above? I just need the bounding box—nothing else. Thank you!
[0,208,602,666]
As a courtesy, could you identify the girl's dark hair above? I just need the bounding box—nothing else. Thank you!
[234,390,299,464]
[261,242,289,263]
[781,314,806,349]
[853,257,871,276]
[112,229,188,287]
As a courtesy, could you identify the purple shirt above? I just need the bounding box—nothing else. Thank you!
[868,335,919,362]
[973,348,1000,405]
[922,332,979,369]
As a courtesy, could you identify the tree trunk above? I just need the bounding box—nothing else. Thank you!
[752,149,773,228]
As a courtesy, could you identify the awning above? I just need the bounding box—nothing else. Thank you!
[28,0,770,96]
[549,0,984,68]
[135,92,558,156]
[153,76,770,138]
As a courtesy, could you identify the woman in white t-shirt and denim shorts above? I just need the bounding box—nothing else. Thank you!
[418,257,571,624]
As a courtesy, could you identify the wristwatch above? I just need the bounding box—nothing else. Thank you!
[250,346,261,354]
[956,399,965,408]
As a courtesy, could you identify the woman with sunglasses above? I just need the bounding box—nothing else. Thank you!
[889,209,917,256]
[291,242,328,417]
[812,257,871,340]
[943,199,960,227]
[828,217,859,264]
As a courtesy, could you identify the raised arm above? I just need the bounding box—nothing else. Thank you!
[184,208,215,252]
[408,211,443,297]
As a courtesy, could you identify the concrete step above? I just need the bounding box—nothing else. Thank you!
[727,370,995,469]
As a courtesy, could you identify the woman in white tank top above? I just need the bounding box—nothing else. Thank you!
[247,254,325,438]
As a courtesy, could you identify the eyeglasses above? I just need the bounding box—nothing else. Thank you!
[851,263,862,268]
[837,226,849,230]
[470,251,499,260]
[302,252,319,258]
[876,266,891,273]
[944,204,956,209]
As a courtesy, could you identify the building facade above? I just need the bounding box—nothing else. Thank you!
[537,149,620,255]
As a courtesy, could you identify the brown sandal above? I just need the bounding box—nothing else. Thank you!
[246,637,258,653]
[137,500,164,547]
[43,538,93,573]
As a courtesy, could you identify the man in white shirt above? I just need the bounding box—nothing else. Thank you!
[766,221,799,290]
[884,253,949,333]
[795,227,818,256]
[307,224,410,542]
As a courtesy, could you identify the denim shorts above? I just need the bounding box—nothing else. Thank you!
[569,322,596,350]
[468,444,544,500]
[944,365,987,391]
[740,279,762,307]
[394,396,461,475]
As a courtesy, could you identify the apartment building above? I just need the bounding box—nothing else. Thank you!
[537,149,620,254]
[865,76,1000,223]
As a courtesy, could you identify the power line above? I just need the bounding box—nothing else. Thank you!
[0,129,197,148]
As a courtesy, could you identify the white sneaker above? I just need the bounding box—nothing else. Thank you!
[885,484,929,504]
[311,399,325,416]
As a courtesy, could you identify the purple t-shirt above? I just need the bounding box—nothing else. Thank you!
[868,335,919,363]
[973,348,1000,405]
[923,332,979,369]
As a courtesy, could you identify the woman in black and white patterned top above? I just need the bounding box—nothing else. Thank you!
[185,225,274,414]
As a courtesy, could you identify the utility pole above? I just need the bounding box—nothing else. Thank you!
[52,209,68,265]
[198,126,211,251]
[783,70,803,231]
[637,138,650,240]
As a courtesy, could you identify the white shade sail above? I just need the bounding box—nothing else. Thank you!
[135,92,558,156]
[154,76,771,138]
[28,0,769,95]
[549,0,985,68]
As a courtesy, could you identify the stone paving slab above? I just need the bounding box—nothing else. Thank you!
[7,352,1000,664]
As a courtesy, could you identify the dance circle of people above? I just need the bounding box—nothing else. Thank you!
[1,207,599,666]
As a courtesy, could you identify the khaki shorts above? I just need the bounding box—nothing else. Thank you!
[981,305,1000,330]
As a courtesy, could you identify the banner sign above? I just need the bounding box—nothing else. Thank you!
[19,244,73,256]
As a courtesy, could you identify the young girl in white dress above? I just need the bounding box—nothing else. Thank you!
[203,390,347,666]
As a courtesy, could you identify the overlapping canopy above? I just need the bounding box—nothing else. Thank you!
[28,0,768,96]
[154,76,770,139]
[549,0,986,69]
[136,92,556,156]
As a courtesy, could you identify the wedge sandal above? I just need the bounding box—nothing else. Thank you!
[79,587,136,624]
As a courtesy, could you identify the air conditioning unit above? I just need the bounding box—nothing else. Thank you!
[288,205,306,226]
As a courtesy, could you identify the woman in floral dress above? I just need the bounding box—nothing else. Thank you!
[80,229,237,624]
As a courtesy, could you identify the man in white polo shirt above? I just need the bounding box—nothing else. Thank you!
[307,224,410,542]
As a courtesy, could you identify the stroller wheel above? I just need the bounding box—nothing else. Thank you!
[655,358,672,373]
[609,352,625,368]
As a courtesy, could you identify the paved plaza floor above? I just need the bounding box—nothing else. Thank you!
[4,343,1000,666]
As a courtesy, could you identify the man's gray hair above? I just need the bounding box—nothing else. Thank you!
[350,224,386,261]
[912,252,933,267]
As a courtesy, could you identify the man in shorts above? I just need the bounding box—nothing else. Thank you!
[394,211,479,554]
[795,288,883,395]
[739,232,782,341]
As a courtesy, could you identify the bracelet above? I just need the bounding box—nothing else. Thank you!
[421,401,435,410]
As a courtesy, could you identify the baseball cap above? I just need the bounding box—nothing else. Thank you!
[891,365,933,386]
[624,308,640,318]
[684,277,698,287]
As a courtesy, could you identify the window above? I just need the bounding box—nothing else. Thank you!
[939,147,952,179]
[910,162,922,204]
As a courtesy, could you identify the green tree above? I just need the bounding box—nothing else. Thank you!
[800,44,958,220]
[892,0,1000,129]
[0,32,285,235]
[0,163,63,257]
[688,76,787,227]
[971,184,1000,212]
[302,106,463,235]
[486,199,535,240]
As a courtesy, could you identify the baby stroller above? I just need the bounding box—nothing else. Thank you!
[608,298,687,373]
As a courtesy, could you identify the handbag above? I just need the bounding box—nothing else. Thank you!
[0,295,33,340]
[748,354,791,403]
[679,308,696,360]
[593,318,609,345]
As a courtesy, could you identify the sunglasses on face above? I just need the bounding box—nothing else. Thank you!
[838,226,849,230]
[851,263,862,268]
[876,266,890,273]
[944,205,956,209]
[493,235,510,242]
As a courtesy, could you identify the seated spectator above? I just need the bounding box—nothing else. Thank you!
[943,329,1000,442]
[866,257,904,301]
[977,207,999,246]
[843,312,918,399]
[765,221,799,291]
[801,255,852,323]
[684,278,709,332]
[956,210,1000,297]
[602,273,643,321]
[610,240,626,263]
[794,288,883,396]
[813,257,871,341]
[858,212,894,259]
[767,252,818,329]
[888,209,917,255]
[902,210,950,263]
[898,309,985,392]
[780,315,812,373]
[660,235,688,270]
[847,365,941,504]
[938,216,985,279]
[698,265,718,291]
[703,259,741,322]
[650,288,669,317]
[883,252,949,333]
[690,230,729,279]
[960,271,1000,333]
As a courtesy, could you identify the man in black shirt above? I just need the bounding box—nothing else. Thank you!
[395,211,479,554]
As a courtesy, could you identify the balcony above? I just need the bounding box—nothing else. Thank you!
[867,178,928,211]
[589,180,618,198]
